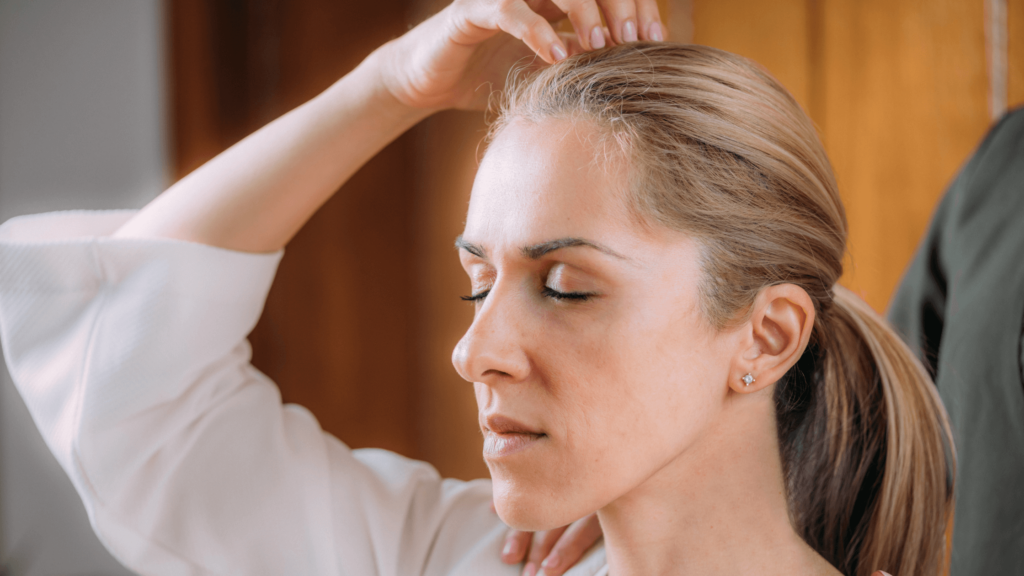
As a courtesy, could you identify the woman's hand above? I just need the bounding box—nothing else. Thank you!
[499,513,603,575]
[375,0,664,111]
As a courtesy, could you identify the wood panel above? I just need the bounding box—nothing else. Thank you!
[411,111,490,480]
[694,0,992,313]
[170,0,421,458]
[668,0,694,42]
[168,0,221,177]
[1011,0,1024,108]
[263,0,421,456]
[693,0,814,113]
[819,0,990,312]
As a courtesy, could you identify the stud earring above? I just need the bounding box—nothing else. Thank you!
[741,373,755,387]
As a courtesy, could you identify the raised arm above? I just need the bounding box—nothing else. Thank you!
[113,59,429,252]
[113,0,663,253]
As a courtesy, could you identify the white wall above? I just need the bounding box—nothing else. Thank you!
[0,1,166,573]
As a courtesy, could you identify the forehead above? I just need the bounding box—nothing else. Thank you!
[464,117,634,247]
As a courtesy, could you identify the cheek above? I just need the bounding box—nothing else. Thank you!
[487,323,621,529]
[558,299,726,487]
[490,292,730,530]
[627,303,728,444]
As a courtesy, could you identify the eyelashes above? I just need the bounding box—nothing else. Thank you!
[460,290,490,302]
[542,287,593,301]
[460,287,594,303]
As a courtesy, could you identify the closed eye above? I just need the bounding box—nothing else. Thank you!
[460,290,490,302]
[460,288,594,303]
[542,287,594,301]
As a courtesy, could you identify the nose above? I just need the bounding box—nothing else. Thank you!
[452,287,530,385]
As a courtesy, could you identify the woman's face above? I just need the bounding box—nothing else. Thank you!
[453,117,740,530]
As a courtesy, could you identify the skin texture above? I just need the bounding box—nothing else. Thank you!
[454,117,841,576]
[455,118,724,529]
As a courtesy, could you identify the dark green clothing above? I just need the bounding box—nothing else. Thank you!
[889,108,1024,575]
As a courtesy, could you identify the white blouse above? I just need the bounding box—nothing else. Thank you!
[0,211,607,576]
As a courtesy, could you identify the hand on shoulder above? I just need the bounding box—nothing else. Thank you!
[499,512,602,575]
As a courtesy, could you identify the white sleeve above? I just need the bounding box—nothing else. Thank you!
[0,210,515,576]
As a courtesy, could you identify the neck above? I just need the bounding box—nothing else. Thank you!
[596,391,836,576]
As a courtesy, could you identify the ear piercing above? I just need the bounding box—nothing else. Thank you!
[741,373,755,387]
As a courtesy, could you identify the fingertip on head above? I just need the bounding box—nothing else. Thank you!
[621,19,638,43]
[648,21,664,42]
[550,42,568,62]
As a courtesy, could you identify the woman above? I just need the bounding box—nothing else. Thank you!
[0,0,951,574]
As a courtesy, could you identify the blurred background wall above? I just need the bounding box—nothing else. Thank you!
[0,0,1020,573]
[0,1,164,574]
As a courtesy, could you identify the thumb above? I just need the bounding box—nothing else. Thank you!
[872,571,893,576]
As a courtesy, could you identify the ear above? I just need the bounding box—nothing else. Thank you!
[729,284,815,394]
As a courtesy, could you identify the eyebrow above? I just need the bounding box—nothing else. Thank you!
[454,236,628,261]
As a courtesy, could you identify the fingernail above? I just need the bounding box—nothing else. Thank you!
[622,20,637,43]
[503,537,520,558]
[590,26,606,50]
[542,552,562,570]
[551,43,567,62]
[522,562,537,576]
[649,21,664,42]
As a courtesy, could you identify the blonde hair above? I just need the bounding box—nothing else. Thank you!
[493,43,955,576]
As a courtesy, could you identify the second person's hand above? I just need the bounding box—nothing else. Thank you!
[500,513,603,576]
[373,0,665,112]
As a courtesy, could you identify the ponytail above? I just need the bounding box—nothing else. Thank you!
[778,285,955,576]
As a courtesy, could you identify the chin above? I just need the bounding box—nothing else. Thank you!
[491,479,550,531]
[489,470,584,531]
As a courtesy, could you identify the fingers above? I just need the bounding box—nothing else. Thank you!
[596,0,639,44]
[491,0,569,62]
[596,0,664,42]
[535,514,603,576]
[522,526,568,576]
[547,0,664,50]
[633,0,665,41]
[457,0,666,75]
[525,0,570,23]
[558,0,607,50]
[501,529,534,564]
[499,514,604,575]
[559,29,608,58]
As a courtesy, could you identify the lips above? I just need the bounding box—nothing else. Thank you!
[482,414,546,458]
[484,414,543,435]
